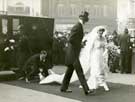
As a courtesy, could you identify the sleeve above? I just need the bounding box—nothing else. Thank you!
[69,24,80,45]
[118,35,121,47]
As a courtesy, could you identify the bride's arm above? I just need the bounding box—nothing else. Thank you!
[103,48,108,57]
[103,39,108,57]
[89,39,95,54]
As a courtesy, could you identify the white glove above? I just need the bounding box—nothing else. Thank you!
[9,39,15,43]
[4,47,9,52]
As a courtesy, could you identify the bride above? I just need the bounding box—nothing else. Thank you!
[80,26,109,91]
[39,26,109,91]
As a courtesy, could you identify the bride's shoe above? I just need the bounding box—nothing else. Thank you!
[100,82,109,92]
[105,89,109,92]
[79,85,83,89]
[103,84,109,92]
[104,86,109,92]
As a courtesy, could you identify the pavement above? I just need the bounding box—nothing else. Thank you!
[107,73,135,86]
[0,65,135,102]
[0,83,81,102]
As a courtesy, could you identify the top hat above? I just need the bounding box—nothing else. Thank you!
[124,28,128,33]
[79,11,89,22]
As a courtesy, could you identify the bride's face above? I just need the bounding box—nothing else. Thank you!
[98,30,104,38]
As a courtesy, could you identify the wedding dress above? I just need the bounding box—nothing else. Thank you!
[39,26,109,91]
[86,27,109,91]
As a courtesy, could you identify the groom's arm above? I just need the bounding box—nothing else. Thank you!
[81,40,87,48]
[69,24,81,46]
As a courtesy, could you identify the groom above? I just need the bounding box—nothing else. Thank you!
[60,11,93,95]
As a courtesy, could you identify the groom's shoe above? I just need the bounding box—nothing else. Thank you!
[61,89,72,93]
[85,90,96,95]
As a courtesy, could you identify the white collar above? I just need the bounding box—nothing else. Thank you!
[79,19,83,25]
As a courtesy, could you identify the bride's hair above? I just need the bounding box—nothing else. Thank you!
[91,26,107,37]
[98,28,105,32]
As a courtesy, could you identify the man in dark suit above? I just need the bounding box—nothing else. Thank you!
[119,28,131,73]
[60,11,93,95]
[23,50,50,83]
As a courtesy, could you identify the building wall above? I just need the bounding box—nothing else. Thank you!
[0,0,7,14]
[117,0,135,34]
[41,0,49,16]
[0,0,41,16]
[41,0,118,32]
[117,0,129,33]
[0,0,118,33]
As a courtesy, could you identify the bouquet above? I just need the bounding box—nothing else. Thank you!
[106,42,120,57]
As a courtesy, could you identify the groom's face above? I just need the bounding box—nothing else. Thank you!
[81,17,89,24]
[83,18,89,24]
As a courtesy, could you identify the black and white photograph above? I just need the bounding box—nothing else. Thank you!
[0,0,135,102]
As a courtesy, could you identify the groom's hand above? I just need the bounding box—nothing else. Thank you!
[81,40,87,48]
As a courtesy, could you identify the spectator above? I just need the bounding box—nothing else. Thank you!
[119,28,131,73]
[24,50,50,83]
[108,31,120,73]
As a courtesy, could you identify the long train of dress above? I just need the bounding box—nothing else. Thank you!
[39,33,91,84]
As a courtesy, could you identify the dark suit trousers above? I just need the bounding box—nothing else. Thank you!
[61,58,89,93]
[120,52,129,73]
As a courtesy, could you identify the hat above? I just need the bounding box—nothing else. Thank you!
[99,28,105,32]
[79,11,89,22]
[124,28,128,33]
[41,50,47,56]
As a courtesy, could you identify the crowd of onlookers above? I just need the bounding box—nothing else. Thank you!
[52,31,69,65]
[0,27,134,75]
[52,28,134,74]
